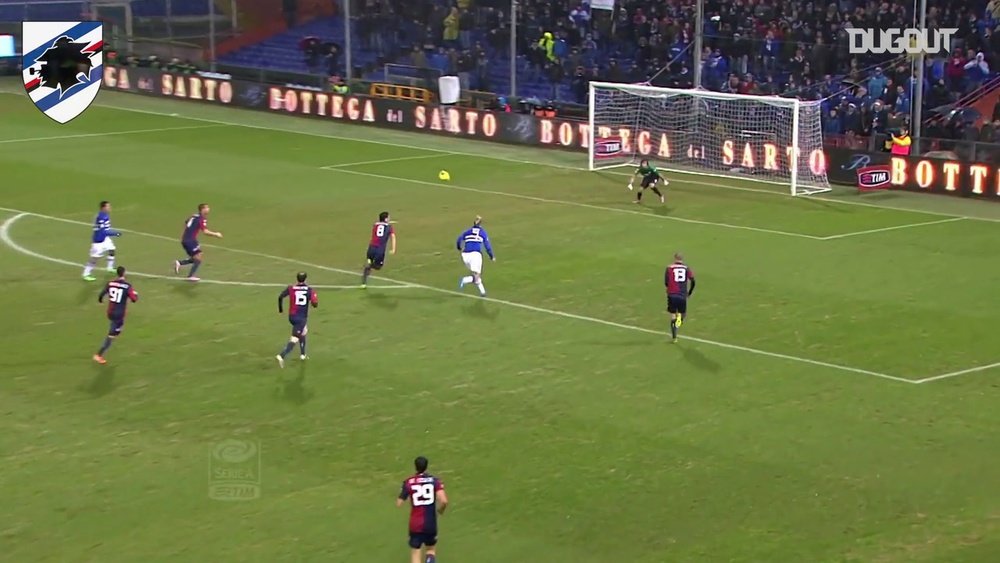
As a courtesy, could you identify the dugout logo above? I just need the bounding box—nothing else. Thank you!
[209,439,261,501]
[22,21,103,123]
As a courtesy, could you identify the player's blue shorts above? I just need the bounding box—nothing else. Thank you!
[366,245,386,269]
[107,316,125,336]
[667,294,687,315]
[181,240,201,257]
[288,316,307,337]
[408,532,437,549]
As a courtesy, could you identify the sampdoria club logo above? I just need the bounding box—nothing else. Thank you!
[22,21,103,124]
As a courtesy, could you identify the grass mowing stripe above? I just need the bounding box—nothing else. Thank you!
[0,213,412,290]
[11,90,994,225]
[0,124,229,144]
[321,166,826,241]
[0,206,913,385]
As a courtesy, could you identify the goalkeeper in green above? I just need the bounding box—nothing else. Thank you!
[627,159,667,204]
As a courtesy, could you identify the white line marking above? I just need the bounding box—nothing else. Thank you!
[0,214,411,290]
[320,166,825,240]
[913,361,1000,384]
[323,154,450,168]
[15,90,997,225]
[0,207,913,384]
[818,217,967,240]
[0,124,229,144]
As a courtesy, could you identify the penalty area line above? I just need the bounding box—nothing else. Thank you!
[913,361,1000,384]
[818,217,967,241]
[321,153,451,168]
[0,214,409,290]
[0,207,911,384]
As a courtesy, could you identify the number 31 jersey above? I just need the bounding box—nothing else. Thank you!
[399,473,444,534]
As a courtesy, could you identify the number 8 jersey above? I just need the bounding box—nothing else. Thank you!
[399,472,444,534]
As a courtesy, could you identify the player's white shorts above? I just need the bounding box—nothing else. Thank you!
[461,251,483,274]
[89,239,116,258]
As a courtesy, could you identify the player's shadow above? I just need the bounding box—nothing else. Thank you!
[275,364,314,405]
[463,298,499,320]
[171,281,199,298]
[81,365,117,397]
[365,291,399,311]
[77,283,96,305]
[681,344,721,374]
[648,205,676,217]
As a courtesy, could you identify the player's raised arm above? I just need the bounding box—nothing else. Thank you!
[396,481,409,507]
[436,487,448,515]
[277,287,289,313]
[482,229,495,261]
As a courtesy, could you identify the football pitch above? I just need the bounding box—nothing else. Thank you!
[2,84,1000,562]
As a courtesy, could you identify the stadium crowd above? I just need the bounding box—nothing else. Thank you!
[298,0,1000,147]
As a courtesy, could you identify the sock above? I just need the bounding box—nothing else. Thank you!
[652,187,663,196]
[476,281,486,295]
[97,336,113,356]
[461,275,474,285]
[106,257,115,269]
[178,258,194,266]
[279,341,295,358]
[188,260,202,277]
[362,265,371,284]
[425,555,436,563]
[83,259,97,276]
[299,336,307,356]
[670,319,677,339]
[636,190,643,201]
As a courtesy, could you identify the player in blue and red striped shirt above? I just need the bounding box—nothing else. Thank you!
[94,266,138,364]
[665,253,696,343]
[361,211,397,288]
[173,203,223,282]
[275,271,318,368]
[397,456,448,563]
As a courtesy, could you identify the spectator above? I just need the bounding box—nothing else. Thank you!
[459,9,475,49]
[868,67,888,101]
[538,32,556,63]
[890,126,912,155]
[443,7,460,47]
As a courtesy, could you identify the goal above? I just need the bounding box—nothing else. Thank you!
[587,82,831,196]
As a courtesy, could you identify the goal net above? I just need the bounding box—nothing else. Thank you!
[588,82,831,196]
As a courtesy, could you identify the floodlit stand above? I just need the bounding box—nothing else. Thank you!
[587,82,832,196]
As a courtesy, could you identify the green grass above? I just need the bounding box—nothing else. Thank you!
[1,85,1000,562]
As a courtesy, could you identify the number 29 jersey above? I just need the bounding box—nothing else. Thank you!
[399,473,444,534]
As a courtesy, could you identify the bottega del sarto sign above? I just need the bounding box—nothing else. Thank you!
[266,87,501,137]
[887,155,1000,196]
[102,67,233,103]
[538,120,828,175]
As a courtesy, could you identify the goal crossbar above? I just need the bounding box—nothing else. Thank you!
[587,82,831,196]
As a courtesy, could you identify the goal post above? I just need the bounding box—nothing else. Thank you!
[587,81,831,196]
